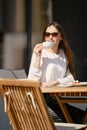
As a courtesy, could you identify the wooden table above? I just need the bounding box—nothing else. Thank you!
[41,85,87,123]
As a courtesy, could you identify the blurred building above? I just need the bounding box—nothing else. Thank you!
[0,0,27,70]
[0,0,87,79]
[0,0,52,74]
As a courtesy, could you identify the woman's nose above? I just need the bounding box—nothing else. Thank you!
[49,34,53,38]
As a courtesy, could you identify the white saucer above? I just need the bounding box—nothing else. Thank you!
[74,82,87,86]
[57,83,73,87]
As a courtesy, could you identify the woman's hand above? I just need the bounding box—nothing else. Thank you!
[41,81,59,88]
[34,43,43,57]
[33,43,43,69]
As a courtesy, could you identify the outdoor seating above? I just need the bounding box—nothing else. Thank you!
[0,79,87,130]
[0,79,56,130]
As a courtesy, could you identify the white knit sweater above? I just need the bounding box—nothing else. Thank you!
[28,49,74,84]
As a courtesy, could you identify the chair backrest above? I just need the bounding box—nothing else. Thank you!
[0,79,56,130]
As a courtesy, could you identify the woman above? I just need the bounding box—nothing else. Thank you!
[28,21,84,123]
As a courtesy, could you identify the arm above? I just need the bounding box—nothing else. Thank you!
[41,68,74,87]
[57,67,75,84]
[28,44,43,80]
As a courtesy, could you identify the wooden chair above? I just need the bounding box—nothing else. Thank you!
[0,79,56,130]
[0,79,87,130]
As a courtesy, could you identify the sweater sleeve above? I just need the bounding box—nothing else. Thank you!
[28,52,42,81]
[57,67,75,84]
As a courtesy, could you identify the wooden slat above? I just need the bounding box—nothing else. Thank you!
[59,97,87,103]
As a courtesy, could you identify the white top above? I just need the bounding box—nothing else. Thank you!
[28,49,74,84]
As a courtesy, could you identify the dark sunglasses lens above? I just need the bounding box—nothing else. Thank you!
[52,33,58,37]
[45,32,58,37]
[45,32,50,37]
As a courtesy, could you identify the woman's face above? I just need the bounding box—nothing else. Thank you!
[44,25,62,47]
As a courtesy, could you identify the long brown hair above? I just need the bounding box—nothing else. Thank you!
[42,21,76,79]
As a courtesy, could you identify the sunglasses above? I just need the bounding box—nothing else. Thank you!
[44,32,59,37]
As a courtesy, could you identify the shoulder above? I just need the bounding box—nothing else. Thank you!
[59,49,67,62]
[59,49,65,57]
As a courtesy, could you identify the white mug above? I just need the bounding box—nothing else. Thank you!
[42,41,53,48]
